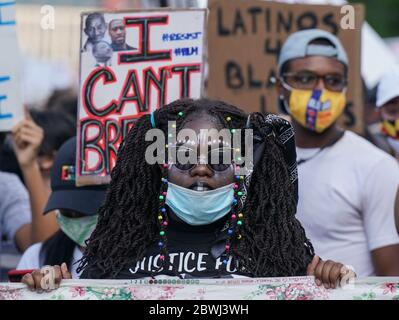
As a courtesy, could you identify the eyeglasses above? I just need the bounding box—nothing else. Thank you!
[281,71,347,92]
[170,147,234,172]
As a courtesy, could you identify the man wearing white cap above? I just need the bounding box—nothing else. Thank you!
[375,65,399,160]
[277,29,399,277]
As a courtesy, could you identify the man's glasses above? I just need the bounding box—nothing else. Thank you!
[281,71,347,92]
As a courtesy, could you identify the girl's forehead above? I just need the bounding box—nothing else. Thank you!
[180,114,223,131]
[177,116,230,146]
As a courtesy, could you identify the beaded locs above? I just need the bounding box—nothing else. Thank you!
[79,98,314,279]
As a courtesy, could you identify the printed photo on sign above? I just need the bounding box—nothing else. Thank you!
[77,9,206,186]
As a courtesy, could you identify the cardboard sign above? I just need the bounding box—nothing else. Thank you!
[0,1,23,131]
[77,9,206,185]
[207,0,364,133]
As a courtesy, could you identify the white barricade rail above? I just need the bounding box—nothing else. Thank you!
[1,276,399,300]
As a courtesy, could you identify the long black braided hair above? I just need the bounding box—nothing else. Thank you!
[78,98,314,278]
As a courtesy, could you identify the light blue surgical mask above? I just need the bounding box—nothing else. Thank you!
[165,182,235,226]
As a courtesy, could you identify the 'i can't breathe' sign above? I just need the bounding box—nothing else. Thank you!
[77,9,206,186]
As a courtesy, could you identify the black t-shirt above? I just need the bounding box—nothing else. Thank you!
[81,216,251,279]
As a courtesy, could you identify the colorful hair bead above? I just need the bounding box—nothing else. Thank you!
[237,221,243,226]
[158,241,163,247]
[159,195,164,200]
[237,191,243,196]
[178,111,184,117]
[161,208,166,213]
[226,116,232,122]
[228,229,233,235]
[150,111,156,128]
[158,215,163,220]
[231,214,237,220]
[160,231,165,236]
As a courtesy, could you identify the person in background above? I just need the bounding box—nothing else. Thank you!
[374,66,399,234]
[13,110,75,185]
[2,109,76,185]
[372,66,399,160]
[11,110,75,244]
[0,168,32,252]
[277,29,399,276]
[18,137,107,280]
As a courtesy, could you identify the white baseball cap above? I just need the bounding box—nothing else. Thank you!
[376,65,399,108]
[278,29,348,73]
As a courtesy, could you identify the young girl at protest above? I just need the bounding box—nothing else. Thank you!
[24,99,354,289]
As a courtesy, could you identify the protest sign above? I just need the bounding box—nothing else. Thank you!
[2,277,399,300]
[77,9,206,185]
[0,1,24,131]
[207,0,364,133]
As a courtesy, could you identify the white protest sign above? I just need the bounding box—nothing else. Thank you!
[0,1,23,132]
[77,9,206,185]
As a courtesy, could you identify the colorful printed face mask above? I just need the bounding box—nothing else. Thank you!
[284,88,346,133]
[380,119,399,140]
[56,212,98,247]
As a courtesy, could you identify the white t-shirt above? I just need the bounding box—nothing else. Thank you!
[296,131,399,276]
[17,243,83,278]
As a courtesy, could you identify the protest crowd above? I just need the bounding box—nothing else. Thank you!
[0,0,399,299]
